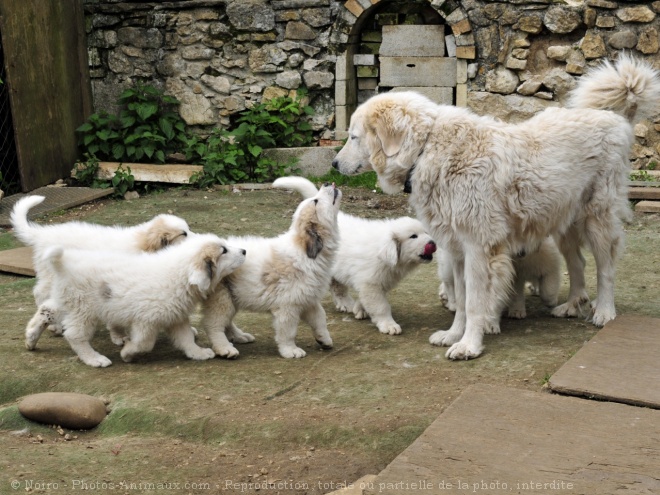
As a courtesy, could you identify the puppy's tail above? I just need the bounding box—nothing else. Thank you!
[272,176,319,199]
[10,195,46,246]
[42,246,64,272]
[566,53,660,122]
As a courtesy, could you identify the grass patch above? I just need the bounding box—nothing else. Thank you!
[309,169,380,190]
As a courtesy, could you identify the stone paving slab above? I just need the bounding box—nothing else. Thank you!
[548,314,660,409]
[368,384,660,495]
[0,246,34,276]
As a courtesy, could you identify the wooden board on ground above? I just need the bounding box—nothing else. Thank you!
[368,384,659,495]
[548,315,660,408]
[0,186,114,227]
[635,200,660,213]
[0,246,34,276]
[628,186,660,200]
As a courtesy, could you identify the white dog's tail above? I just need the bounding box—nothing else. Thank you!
[42,246,64,272]
[10,195,46,246]
[272,176,319,199]
[566,53,660,122]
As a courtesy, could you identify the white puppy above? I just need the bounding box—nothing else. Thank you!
[202,183,341,359]
[38,234,245,367]
[438,237,562,319]
[273,176,436,335]
[11,195,192,347]
[333,55,660,359]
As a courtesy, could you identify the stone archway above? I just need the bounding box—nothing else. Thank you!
[332,0,476,137]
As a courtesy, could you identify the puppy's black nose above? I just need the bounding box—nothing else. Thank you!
[429,240,436,245]
[331,159,339,170]
[241,249,247,255]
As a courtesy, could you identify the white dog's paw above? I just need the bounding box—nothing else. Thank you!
[279,346,307,359]
[590,307,616,328]
[429,330,461,347]
[229,331,255,344]
[110,333,127,347]
[82,354,113,368]
[186,347,216,361]
[552,293,589,318]
[315,337,334,350]
[377,321,402,335]
[443,300,457,312]
[525,281,540,296]
[506,307,526,319]
[190,326,199,338]
[438,283,449,301]
[48,324,64,336]
[484,319,501,334]
[214,345,240,359]
[445,341,484,360]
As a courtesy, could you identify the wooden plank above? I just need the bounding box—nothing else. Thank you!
[628,186,660,200]
[0,0,92,191]
[369,384,660,494]
[0,246,34,276]
[82,162,203,184]
[628,180,660,187]
[635,200,660,213]
[548,315,660,408]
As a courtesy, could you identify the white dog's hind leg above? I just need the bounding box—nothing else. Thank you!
[552,229,589,318]
[301,302,334,350]
[506,266,527,319]
[108,325,127,346]
[25,301,58,350]
[430,255,466,347]
[62,316,112,367]
[437,250,457,311]
[226,323,255,344]
[167,321,215,360]
[120,323,158,363]
[273,308,306,358]
[586,217,622,327]
[331,279,355,313]
[356,284,402,335]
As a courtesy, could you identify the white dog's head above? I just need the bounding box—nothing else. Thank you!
[186,234,246,295]
[332,92,437,194]
[138,214,193,252]
[291,182,342,259]
[380,217,437,267]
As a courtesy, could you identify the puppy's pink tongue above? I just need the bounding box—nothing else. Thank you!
[424,243,437,256]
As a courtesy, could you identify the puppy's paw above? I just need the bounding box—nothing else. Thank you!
[377,321,402,335]
[443,300,457,312]
[229,331,255,344]
[506,307,527,319]
[82,354,113,368]
[445,341,484,360]
[110,334,127,347]
[48,324,64,336]
[186,347,216,361]
[438,283,449,301]
[214,345,240,359]
[279,346,307,359]
[484,320,501,334]
[525,281,540,296]
[590,307,616,328]
[429,330,461,347]
[190,326,199,338]
[315,338,333,350]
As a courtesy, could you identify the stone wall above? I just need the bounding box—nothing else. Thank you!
[84,0,660,168]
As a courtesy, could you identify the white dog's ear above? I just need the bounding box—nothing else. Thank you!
[189,246,218,294]
[379,238,400,266]
[373,108,406,157]
[305,226,324,259]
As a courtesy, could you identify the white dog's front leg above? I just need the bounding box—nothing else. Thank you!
[437,250,457,311]
[552,230,589,318]
[25,300,58,350]
[120,323,158,363]
[330,280,355,314]
[201,288,240,359]
[301,303,334,350]
[356,283,401,335]
[273,308,306,358]
[167,321,215,360]
[62,315,112,368]
[430,255,466,347]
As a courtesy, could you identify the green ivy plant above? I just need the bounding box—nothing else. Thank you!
[110,165,135,198]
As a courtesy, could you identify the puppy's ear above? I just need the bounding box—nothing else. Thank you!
[372,106,407,157]
[378,237,400,266]
[305,226,324,259]
[189,245,219,294]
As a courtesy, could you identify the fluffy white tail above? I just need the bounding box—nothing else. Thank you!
[10,196,46,246]
[272,176,319,199]
[566,53,660,122]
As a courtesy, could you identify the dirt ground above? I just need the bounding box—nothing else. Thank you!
[0,186,658,495]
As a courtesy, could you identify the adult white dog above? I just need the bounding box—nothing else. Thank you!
[273,176,436,335]
[333,55,660,359]
[202,183,341,359]
[11,195,192,348]
[40,234,245,367]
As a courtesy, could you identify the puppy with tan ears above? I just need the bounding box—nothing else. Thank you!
[39,234,245,367]
[273,176,436,335]
[11,195,192,348]
[202,183,342,359]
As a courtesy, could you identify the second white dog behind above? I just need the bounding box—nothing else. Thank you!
[273,176,437,335]
[39,234,246,367]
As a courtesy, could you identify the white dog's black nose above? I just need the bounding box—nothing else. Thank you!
[241,249,246,255]
[331,159,339,170]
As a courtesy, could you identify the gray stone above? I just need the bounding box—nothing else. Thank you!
[380,57,457,87]
[303,71,334,89]
[547,45,572,61]
[117,27,162,49]
[302,8,332,28]
[516,78,542,96]
[380,25,445,57]
[637,28,659,54]
[285,21,316,40]
[287,53,304,68]
[506,57,527,70]
[581,31,607,59]
[271,0,330,8]
[587,0,617,8]
[181,46,215,60]
[485,66,519,95]
[276,70,302,89]
[200,75,231,95]
[353,54,376,66]
[227,0,275,32]
[249,45,287,73]
[516,15,543,34]
[595,15,616,28]
[616,6,656,24]
[544,6,582,34]
[608,30,638,49]
[108,51,132,74]
[468,91,558,123]
[262,147,336,177]
[18,393,107,430]
[542,68,576,99]
[534,91,554,100]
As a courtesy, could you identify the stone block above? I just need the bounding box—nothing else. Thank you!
[380,25,445,57]
[335,53,348,81]
[455,83,467,107]
[262,147,336,177]
[380,57,457,87]
[357,78,378,90]
[353,54,376,66]
[445,34,456,57]
[457,59,468,84]
[391,87,454,105]
[451,18,471,36]
[456,45,476,59]
[335,105,349,131]
[335,79,347,105]
[357,66,378,78]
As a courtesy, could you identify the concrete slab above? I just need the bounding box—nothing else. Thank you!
[0,246,34,276]
[548,315,660,408]
[368,384,660,494]
[380,25,445,57]
[0,186,113,227]
[380,57,457,87]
